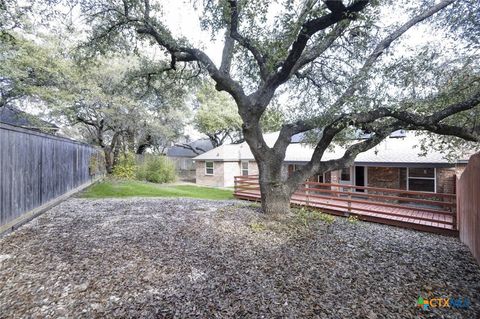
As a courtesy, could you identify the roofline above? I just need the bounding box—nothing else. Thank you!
[167,154,197,158]
[195,158,456,167]
[284,160,455,168]
[193,159,242,162]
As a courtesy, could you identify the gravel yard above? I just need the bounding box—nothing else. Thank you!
[1,198,479,318]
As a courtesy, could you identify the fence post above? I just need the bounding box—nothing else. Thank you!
[347,185,352,212]
[305,182,309,207]
[234,177,237,196]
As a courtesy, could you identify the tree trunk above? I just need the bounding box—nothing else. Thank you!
[257,160,293,216]
[103,148,114,173]
[112,143,121,167]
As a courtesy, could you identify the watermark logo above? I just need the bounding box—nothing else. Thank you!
[417,296,471,310]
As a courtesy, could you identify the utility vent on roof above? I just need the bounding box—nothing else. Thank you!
[389,130,406,138]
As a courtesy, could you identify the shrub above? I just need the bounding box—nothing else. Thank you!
[136,155,176,184]
[249,221,266,232]
[112,152,136,179]
[88,150,106,176]
[347,215,360,224]
[294,207,335,228]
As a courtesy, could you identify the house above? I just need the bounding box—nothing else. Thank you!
[0,105,59,134]
[193,131,467,193]
[167,138,214,181]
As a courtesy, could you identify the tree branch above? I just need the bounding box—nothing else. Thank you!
[276,89,480,172]
[292,22,349,74]
[286,122,402,189]
[328,0,455,111]
[173,143,205,156]
[268,0,369,88]
[227,0,268,80]
[220,31,235,75]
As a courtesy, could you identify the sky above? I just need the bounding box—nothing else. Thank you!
[162,1,224,67]
[12,0,472,142]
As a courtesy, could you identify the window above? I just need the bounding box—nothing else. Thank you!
[241,161,249,176]
[341,167,351,181]
[205,161,214,175]
[408,168,435,192]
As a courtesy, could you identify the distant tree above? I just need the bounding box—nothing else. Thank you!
[1,32,192,172]
[59,56,192,171]
[194,83,243,147]
[194,83,286,147]
[0,34,72,109]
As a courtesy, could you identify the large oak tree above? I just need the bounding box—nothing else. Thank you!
[59,0,479,214]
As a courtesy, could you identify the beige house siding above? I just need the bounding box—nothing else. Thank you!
[248,161,259,175]
[223,162,241,187]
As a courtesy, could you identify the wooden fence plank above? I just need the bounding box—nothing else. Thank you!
[457,152,480,264]
[0,123,102,228]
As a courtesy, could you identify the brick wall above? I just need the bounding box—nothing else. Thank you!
[195,161,225,187]
[436,167,456,194]
[367,167,401,189]
[366,166,456,194]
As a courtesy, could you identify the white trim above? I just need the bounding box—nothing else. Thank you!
[407,167,436,193]
[365,166,368,187]
[314,172,326,183]
[353,165,368,189]
[352,166,368,193]
[340,166,353,184]
[205,161,214,175]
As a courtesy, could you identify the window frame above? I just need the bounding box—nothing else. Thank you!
[340,167,352,182]
[241,160,249,176]
[205,161,214,175]
[407,167,436,193]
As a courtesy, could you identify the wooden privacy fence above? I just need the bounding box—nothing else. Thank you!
[0,123,104,231]
[234,175,457,235]
[456,152,480,264]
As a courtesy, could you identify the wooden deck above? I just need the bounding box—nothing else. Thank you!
[234,176,458,236]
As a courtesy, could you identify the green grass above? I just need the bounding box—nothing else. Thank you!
[80,180,234,200]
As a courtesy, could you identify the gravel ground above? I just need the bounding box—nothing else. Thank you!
[0,198,479,319]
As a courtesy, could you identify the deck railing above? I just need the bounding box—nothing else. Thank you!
[234,175,457,230]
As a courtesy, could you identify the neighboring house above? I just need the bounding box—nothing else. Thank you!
[193,131,467,193]
[0,106,59,134]
[167,138,214,181]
